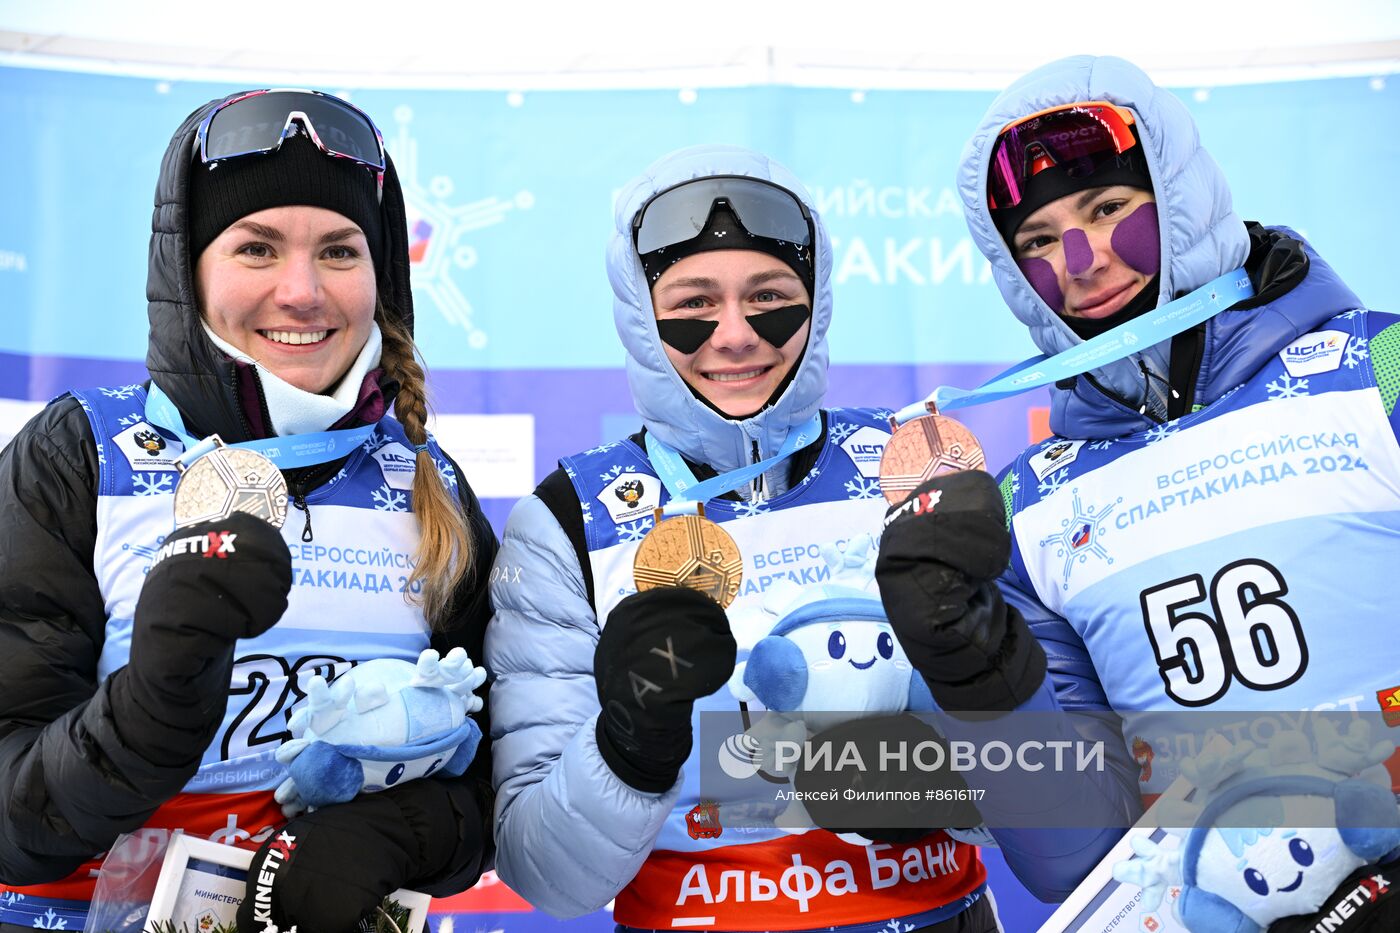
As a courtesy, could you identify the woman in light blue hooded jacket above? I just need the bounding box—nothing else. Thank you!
[486,145,1002,932]
[875,53,1400,904]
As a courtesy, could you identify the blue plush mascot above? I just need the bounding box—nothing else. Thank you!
[273,646,487,815]
[1113,721,1400,932]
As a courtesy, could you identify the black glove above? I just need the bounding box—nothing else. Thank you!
[594,587,737,792]
[792,714,982,842]
[109,512,292,767]
[236,778,487,933]
[876,471,1046,713]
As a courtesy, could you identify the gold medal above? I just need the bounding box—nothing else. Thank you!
[633,503,742,608]
[173,436,288,529]
[878,404,986,506]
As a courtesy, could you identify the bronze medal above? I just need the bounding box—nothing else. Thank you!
[173,436,289,529]
[633,503,742,608]
[878,405,986,506]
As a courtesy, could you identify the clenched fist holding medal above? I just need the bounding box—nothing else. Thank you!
[591,415,826,792]
[874,404,1047,713]
[594,462,757,790]
[595,497,743,791]
[109,429,294,771]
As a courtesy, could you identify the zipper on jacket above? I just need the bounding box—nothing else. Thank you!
[1137,360,1180,414]
[1166,325,1206,420]
[225,363,258,441]
[750,439,765,499]
[292,494,314,542]
[1078,371,1167,426]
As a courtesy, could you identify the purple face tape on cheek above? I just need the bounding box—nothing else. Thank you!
[1110,201,1161,275]
[1018,257,1064,312]
[1062,227,1093,276]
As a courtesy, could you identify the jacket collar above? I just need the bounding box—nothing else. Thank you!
[1050,228,1361,439]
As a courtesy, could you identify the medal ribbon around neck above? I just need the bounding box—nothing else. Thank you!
[634,414,821,608]
[893,267,1253,424]
[643,412,822,513]
[877,267,1253,505]
[146,382,377,470]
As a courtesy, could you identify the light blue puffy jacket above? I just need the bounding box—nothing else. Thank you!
[486,145,836,917]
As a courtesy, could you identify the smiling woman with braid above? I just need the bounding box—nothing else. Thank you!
[0,89,496,933]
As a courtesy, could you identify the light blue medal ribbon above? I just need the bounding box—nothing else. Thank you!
[644,413,823,517]
[891,267,1254,424]
[145,383,377,470]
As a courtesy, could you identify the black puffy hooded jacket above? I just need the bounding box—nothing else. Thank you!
[0,95,496,897]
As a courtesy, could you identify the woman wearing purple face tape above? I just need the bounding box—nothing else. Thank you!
[876,52,1400,913]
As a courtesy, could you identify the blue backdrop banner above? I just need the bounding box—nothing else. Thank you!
[2,62,1397,932]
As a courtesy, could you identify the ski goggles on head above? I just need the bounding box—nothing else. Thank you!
[632,175,813,254]
[987,101,1139,210]
[196,89,386,200]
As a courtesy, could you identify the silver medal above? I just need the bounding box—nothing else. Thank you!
[173,435,288,529]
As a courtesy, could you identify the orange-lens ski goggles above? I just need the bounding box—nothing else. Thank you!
[988,101,1138,210]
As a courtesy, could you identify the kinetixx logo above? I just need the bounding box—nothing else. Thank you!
[150,530,238,567]
[251,831,297,926]
[883,488,942,527]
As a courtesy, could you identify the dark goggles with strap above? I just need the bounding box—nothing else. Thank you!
[632,175,813,254]
[988,101,1139,211]
[196,89,386,201]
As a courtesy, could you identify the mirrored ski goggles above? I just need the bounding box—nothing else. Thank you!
[632,175,813,254]
[988,101,1138,210]
[196,89,386,199]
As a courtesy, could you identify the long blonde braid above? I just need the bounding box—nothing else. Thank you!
[377,311,474,628]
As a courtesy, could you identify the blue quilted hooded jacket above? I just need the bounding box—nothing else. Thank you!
[488,145,835,917]
[957,55,1268,437]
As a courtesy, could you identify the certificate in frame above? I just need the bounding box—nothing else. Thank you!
[145,834,430,933]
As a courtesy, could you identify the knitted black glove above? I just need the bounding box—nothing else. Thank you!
[595,587,737,792]
[108,511,291,768]
[236,778,487,933]
[875,471,1046,713]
